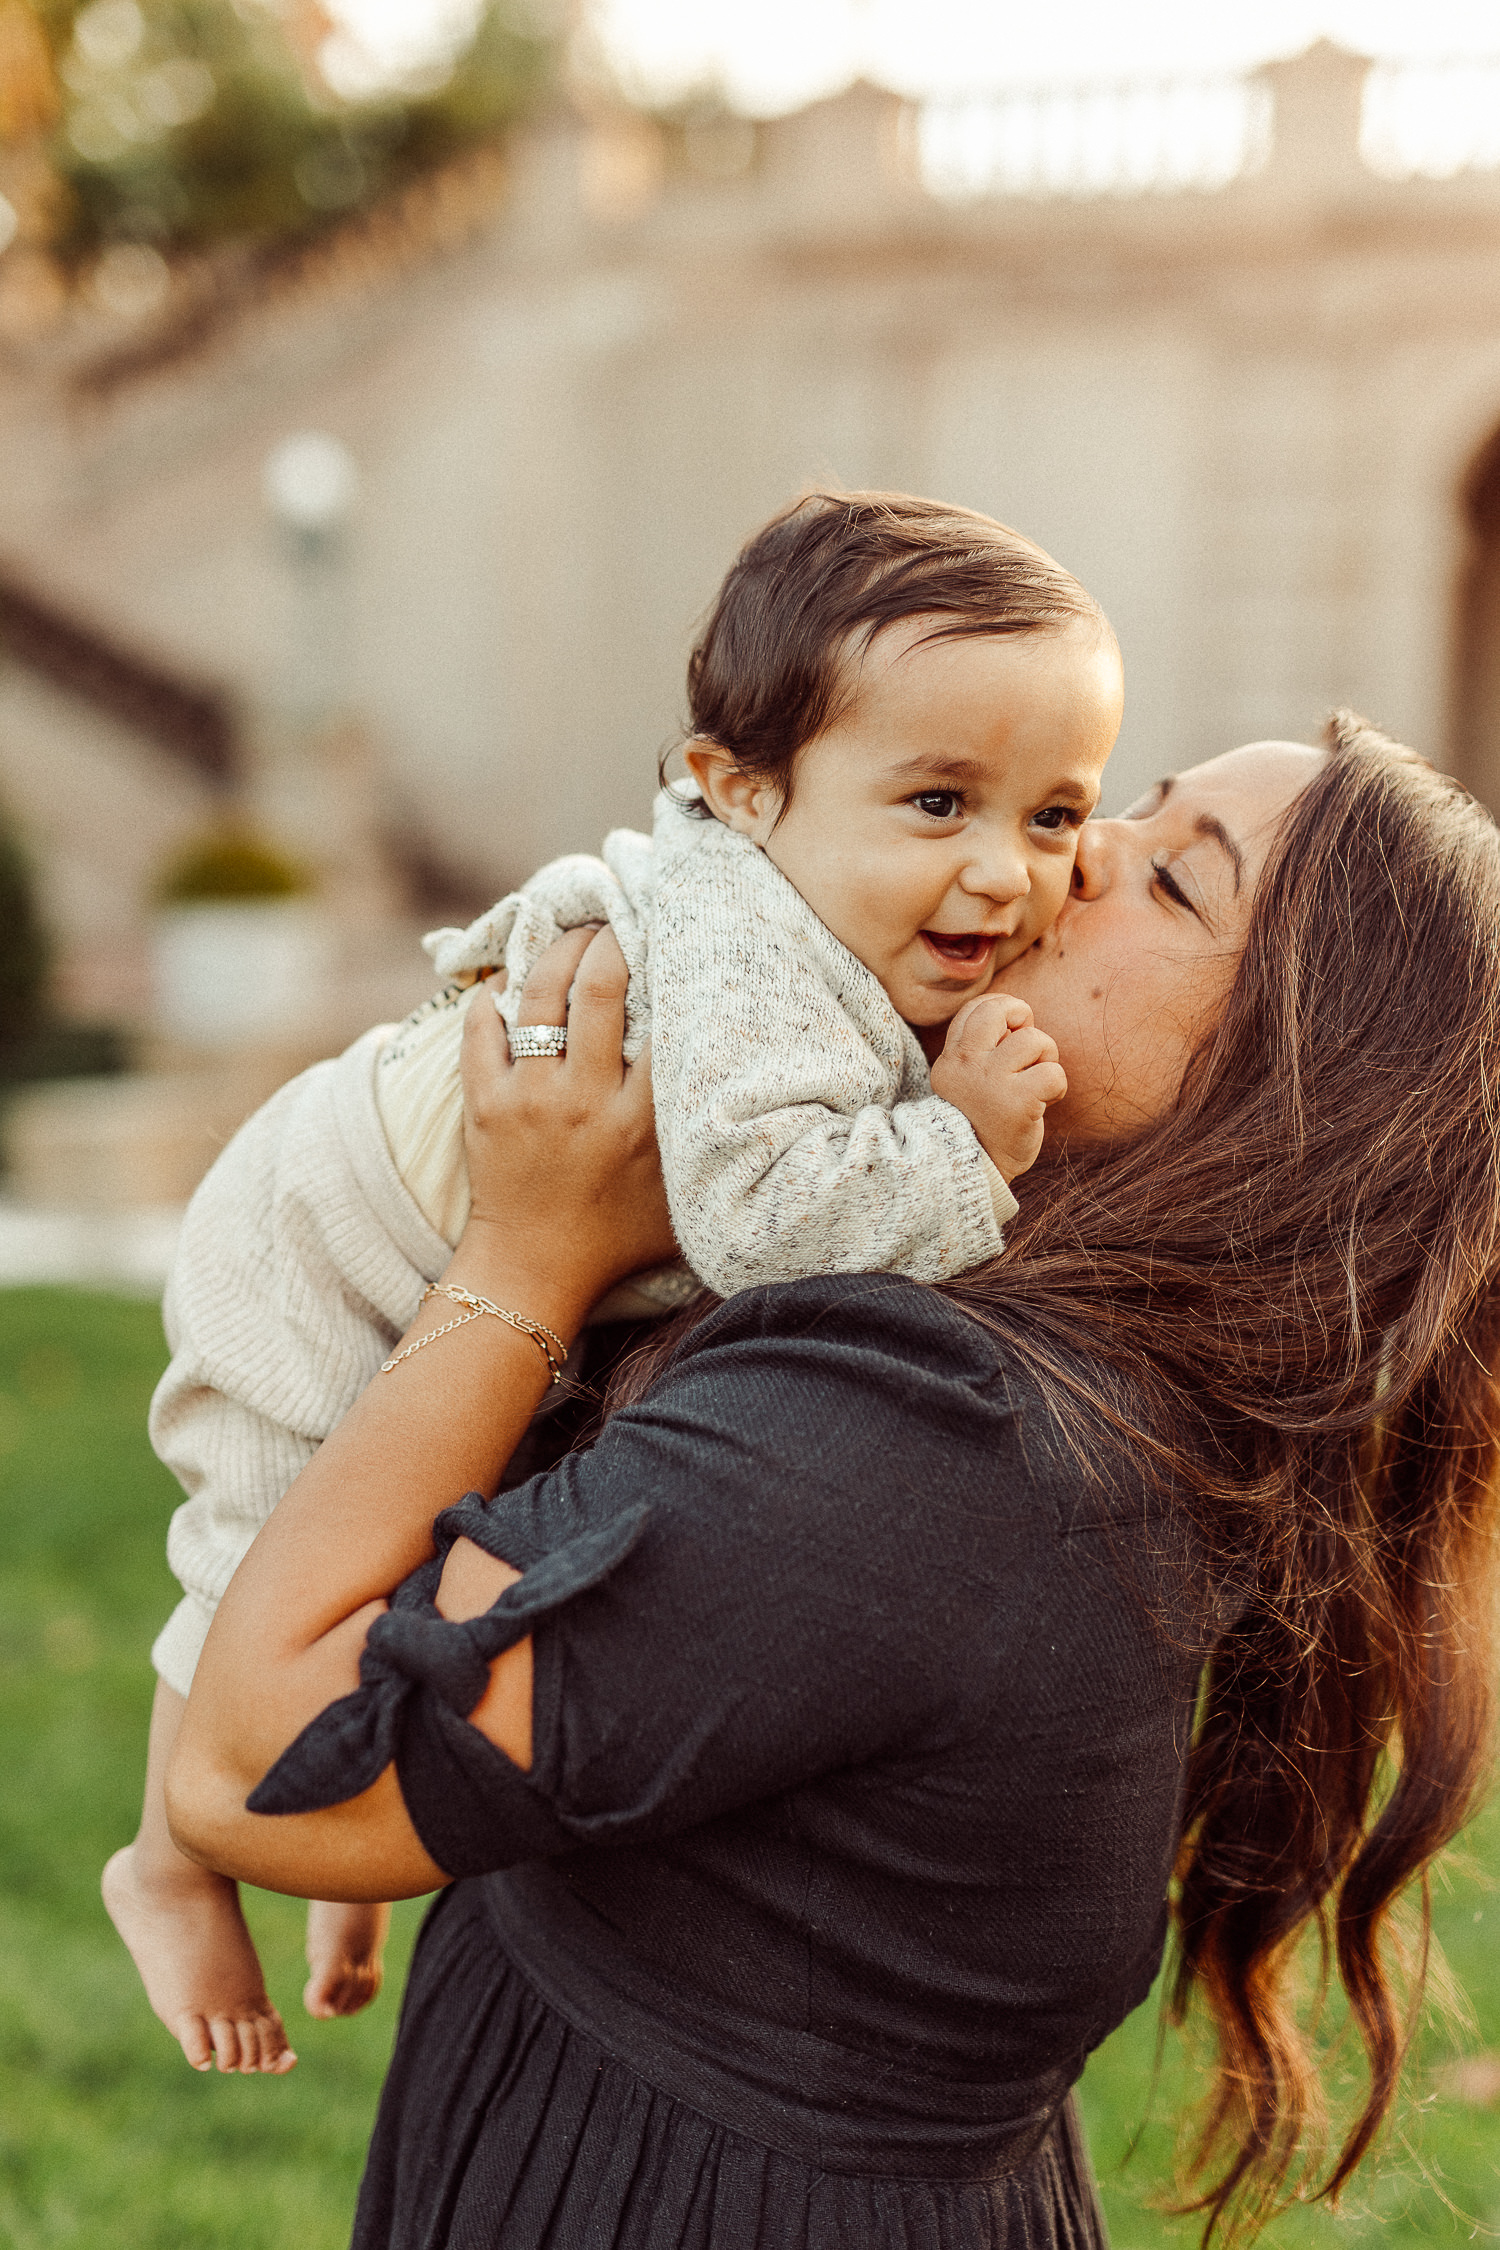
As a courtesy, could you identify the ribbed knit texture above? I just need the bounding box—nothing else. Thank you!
[149,1029,451,1694]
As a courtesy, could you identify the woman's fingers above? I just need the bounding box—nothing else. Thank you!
[512,925,600,1032]
[555,928,631,1092]
[459,926,592,1118]
[454,921,675,1294]
[462,927,634,1119]
[460,974,513,1136]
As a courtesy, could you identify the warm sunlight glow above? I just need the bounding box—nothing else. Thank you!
[587,0,1500,114]
[315,2,1500,185]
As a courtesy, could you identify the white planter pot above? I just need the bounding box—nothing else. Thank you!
[152,900,332,1050]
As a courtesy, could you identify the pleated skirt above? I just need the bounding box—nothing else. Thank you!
[351,1881,1110,2250]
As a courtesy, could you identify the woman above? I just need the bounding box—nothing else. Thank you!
[168,716,1500,2248]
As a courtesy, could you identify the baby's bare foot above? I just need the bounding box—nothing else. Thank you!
[102,1843,296,2074]
[304,1897,390,2019]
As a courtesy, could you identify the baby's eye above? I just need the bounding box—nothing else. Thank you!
[1029,805,1079,834]
[911,790,963,821]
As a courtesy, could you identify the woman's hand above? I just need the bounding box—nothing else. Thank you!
[455,926,678,1325]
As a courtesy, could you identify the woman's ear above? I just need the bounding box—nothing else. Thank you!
[682,741,783,841]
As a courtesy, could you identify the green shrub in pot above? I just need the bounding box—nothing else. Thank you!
[154,830,312,906]
[152,829,325,1050]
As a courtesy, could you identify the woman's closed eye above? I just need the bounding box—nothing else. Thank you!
[1150,855,1204,922]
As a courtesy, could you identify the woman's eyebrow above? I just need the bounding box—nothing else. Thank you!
[1194,814,1244,893]
[1141,776,1242,889]
[1121,776,1172,820]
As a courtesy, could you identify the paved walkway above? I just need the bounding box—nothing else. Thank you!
[0,1200,183,1295]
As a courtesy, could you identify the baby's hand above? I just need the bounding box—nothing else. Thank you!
[930,993,1066,1184]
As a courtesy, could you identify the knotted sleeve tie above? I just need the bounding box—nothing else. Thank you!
[246,1495,651,1815]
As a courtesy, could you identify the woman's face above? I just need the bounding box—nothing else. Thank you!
[1001,740,1325,1143]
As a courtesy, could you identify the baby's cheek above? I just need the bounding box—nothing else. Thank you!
[1016,850,1074,940]
[996,860,1072,966]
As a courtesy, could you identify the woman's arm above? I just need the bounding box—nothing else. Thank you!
[166,928,677,1901]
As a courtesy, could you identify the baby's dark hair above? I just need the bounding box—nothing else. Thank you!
[673,489,1109,807]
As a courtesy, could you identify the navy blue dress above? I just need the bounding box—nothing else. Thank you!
[257,1275,1223,2248]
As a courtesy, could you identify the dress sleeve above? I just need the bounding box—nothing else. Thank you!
[250,1278,1013,1877]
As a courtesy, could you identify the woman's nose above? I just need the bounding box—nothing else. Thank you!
[1070,822,1116,899]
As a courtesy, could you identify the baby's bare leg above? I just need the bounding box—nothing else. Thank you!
[304,1898,390,2019]
[102,1677,296,2074]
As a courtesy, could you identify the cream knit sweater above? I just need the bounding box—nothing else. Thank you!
[149,796,1015,1693]
[382,795,1015,1285]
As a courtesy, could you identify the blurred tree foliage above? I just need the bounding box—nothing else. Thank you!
[0,804,126,1083]
[0,806,48,1051]
[11,0,558,266]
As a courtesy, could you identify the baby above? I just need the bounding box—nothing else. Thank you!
[104,490,1123,2072]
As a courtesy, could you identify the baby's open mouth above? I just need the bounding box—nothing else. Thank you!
[920,930,996,974]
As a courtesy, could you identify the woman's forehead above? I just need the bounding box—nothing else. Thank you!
[1182,739,1324,793]
[1145,741,1324,826]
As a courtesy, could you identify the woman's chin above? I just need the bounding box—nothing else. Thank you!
[988,956,1041,1005]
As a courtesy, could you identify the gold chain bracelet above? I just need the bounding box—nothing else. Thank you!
[381,1283,568,1383]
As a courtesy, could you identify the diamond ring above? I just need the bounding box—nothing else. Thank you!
[509,1024,568,1059]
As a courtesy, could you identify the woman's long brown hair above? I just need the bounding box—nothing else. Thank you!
[614,712,1500,2237]
[937,713,1500,2236]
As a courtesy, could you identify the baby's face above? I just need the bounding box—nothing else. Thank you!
[746,616,1122,1032]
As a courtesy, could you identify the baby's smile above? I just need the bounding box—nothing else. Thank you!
[689,613,1123,1035]
[919,929,1000,979]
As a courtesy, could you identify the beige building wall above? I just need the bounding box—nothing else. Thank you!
[6,43,1500,928]
[0,662,222,1019]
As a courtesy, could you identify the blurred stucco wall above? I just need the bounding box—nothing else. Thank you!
[5,41,1500,928]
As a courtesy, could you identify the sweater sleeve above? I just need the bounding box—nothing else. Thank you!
[149,1031,450,1695]
[650,811,1010,1297]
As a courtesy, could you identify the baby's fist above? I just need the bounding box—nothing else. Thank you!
[930,993,1067,1184]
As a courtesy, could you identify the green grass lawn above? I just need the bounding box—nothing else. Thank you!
[1,1284,1498,2248]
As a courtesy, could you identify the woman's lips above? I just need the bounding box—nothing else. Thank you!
[920,930,997,979]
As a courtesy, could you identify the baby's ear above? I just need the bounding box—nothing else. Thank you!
[682,740,779,837]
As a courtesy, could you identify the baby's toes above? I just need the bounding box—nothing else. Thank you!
[304,1961,381,2017]
[340,1961,383,2014]
[175,2011,215,2073]
[302,1966,340,2019]
[208,2013,246,2072]
[249,2010,295,2073]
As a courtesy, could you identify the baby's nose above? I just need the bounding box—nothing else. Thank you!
[963,835,1031,899]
